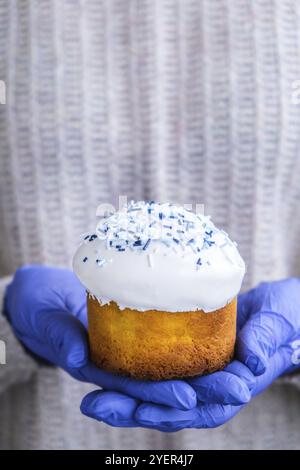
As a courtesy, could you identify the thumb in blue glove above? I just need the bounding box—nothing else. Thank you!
[236,279,300,377]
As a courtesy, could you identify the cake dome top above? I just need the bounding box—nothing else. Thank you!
[73,200,245,312]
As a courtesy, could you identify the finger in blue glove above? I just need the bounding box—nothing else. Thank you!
[81,390,139,427]
[237,311,295,375]
[236,279,300,376]
[187,360,254,405]
[134,402,243,432]
[77,364,197,410]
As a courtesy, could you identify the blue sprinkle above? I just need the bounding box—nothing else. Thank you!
[204,239,215,247]
[163,224,172,229]
[133,240,142,247]
[173,238,180,244]
[205,230,213,237]
[118,248,125,252]
[149,221,157,227]
[196,258,202,266]
[159,212,165,220]
[89,234,97,242]
[84,235,90,240]
[83,257,88,263]
[188,238,195,244]
[143,239,151,250]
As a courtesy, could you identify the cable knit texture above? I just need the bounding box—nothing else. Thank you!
[0,0,300,449]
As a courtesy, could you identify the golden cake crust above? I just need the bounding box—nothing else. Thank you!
[87,296,237,380]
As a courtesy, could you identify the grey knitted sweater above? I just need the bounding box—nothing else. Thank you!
[0,0,300,449]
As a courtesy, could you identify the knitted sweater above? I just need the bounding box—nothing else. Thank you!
[0,0,300,449]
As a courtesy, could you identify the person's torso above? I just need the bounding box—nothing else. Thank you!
[1,0,300,449]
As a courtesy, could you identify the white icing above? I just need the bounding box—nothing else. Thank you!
[73,201,245,312]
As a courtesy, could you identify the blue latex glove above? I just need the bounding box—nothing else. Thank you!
[81,279,300,431]
[81,360,254,430]
[4,265,197,411]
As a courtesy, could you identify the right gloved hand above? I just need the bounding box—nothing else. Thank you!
[82,279,300,431]
[4,265,198,411]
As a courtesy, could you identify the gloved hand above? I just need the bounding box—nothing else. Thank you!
[81,279,300,431]
[4,265,197,411]
[81,359,254,430]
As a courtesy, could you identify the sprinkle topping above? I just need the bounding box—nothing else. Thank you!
[78,201,241,270]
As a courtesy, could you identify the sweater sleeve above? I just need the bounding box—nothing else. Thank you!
[0,276,39,396]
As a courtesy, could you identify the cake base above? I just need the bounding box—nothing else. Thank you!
[87,296,236,380]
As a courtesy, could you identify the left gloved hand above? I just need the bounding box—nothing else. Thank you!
[81,279,300,431]
[4,265,198,412]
